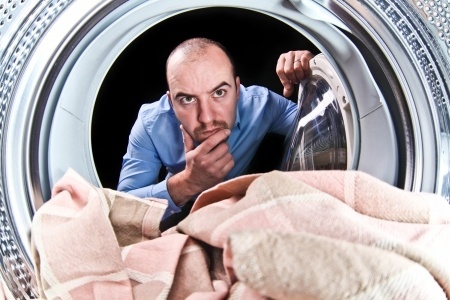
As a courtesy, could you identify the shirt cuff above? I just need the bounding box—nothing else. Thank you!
[150,179,182,220]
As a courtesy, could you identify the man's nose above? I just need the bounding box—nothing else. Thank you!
[197,99,214,124]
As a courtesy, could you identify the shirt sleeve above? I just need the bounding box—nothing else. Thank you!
[117,110,182,219]
[266,90,298,135]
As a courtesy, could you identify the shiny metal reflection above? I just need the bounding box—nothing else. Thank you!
[282,75,347,171]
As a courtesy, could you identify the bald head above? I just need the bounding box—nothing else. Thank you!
[165,37,241,144]
[166,38,236,80]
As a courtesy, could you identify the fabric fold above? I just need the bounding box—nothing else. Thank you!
[224,230,446,299]
[31,169,450,299]
[178,170,450,298]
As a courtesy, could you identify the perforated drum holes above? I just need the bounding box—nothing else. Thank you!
[0,1,449,299]
[0,0,25,37]
[417,0,450,53]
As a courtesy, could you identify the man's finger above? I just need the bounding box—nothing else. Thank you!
[276,55,293,97]
[198,129,231,154]
[180,125,195,153]
[302,54,313,78]
[294,51,314,81]
[293,59,305,81]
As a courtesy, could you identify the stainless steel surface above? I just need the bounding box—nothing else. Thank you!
[283,75,350,171]
[282,54,356,172]
[0,0,448,298]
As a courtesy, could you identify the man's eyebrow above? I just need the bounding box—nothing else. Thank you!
[174,81,232,99]
[208,81,231,94]
[174,91,194,99]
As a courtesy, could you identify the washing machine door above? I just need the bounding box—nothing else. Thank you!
[1,0,450,298]
[281,53,398,188]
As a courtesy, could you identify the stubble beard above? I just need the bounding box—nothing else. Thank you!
[194,120,229,143]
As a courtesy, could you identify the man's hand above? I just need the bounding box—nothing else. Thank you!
[167,125,234,205]
[276,50,314,98]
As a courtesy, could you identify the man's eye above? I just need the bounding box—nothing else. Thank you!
[213,89,226,98]
[180,96,196,105]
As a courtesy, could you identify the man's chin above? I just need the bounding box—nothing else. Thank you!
[195,133,213,143]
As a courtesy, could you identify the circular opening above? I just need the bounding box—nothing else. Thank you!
[3,1,449,297]
[92,7,320,189]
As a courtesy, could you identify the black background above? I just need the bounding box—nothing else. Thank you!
[92,6,319,188]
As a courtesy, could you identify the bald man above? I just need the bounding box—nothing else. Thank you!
[118,37,313,223]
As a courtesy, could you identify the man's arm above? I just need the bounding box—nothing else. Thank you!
[118,113,162,195]
[167,125,234,206]
[118,114,188,219]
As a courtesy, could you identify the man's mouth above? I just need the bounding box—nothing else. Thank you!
[201,128,221,136]
[194,120,229,142]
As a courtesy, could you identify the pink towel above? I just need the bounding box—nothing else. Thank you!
[31,169,450,299]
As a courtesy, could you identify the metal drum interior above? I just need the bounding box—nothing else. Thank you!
[0,0,449,298]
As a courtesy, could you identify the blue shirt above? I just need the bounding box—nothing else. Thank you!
[118,85,297,219]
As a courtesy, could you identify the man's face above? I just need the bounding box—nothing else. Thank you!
[167,46,240,143]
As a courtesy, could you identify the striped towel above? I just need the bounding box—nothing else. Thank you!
[31,169,450,299]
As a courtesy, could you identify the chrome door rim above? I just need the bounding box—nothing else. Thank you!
[0,0,449,298]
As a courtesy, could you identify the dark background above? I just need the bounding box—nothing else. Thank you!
[92,6,320,189]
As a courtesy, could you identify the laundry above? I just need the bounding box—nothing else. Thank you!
[30,168,450,299]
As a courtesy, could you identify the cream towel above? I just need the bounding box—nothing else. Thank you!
[31,169,450,299]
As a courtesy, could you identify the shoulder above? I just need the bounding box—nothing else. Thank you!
[240,85,270,99]
[238,85,270,109]
[239,84,289,106]
[139,94,175,123]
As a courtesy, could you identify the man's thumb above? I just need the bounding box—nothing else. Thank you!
[283,87,294,98]
[180,125,195,152]
[283,81,294,98]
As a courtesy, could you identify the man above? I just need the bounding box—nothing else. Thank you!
[118,37,313,222]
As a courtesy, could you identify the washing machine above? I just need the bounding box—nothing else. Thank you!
[0,0,449,298]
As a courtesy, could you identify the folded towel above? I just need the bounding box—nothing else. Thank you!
[31,169,450,299]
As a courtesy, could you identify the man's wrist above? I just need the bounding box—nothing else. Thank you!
[167,171,199,206]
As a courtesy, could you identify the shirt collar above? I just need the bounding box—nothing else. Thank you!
[234,104,241,130]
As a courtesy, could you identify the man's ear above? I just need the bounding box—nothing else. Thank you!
[166,91,173,106]
[235,76,240,96]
